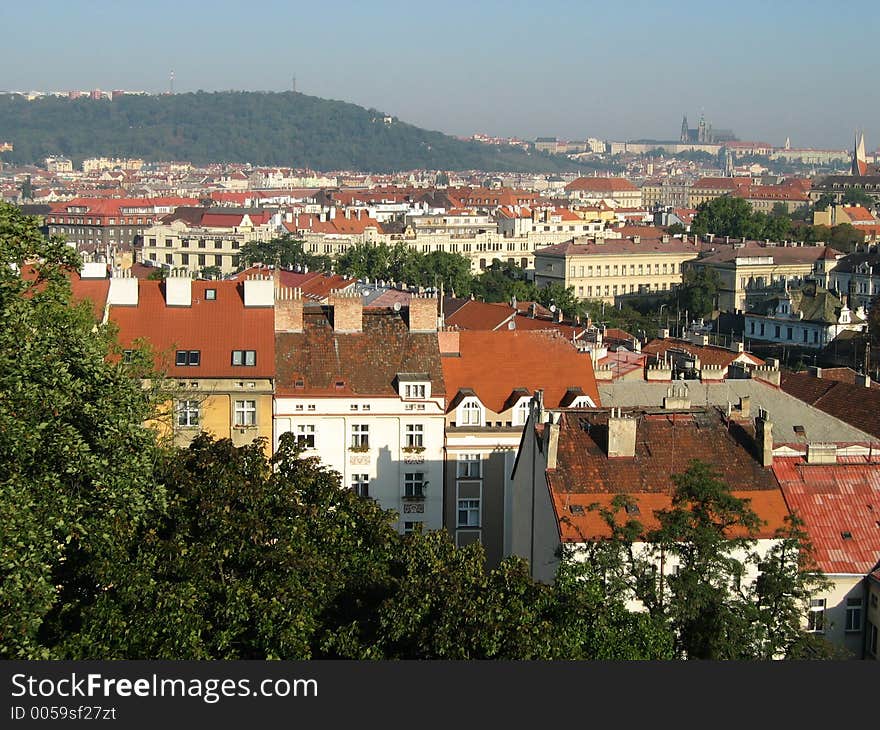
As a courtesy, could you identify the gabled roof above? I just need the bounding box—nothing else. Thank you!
[773,456,880,575]
[565,177,638,193]
[642,338,764,369]
[548,408,788,542]
[108,280,275,378]
[440,330,599,413]
[275,308,445,397]
[780,372,880,439]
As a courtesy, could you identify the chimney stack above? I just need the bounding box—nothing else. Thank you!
[165,270,192,307]
[244,274,274,307]
[755,409,774,467]
[330,289,363,332]
[275,287,303,332]
[107,268,139,306]
[607,407,637,458]
[408,294,439,332]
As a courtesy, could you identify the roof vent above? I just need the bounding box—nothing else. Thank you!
[570,504,585,515]
[625,503,641,515]
[841,531,853,540]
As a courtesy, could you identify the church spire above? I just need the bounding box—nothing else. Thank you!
[852,130,867,176]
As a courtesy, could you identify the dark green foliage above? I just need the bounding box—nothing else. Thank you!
[813,193,836,212]
[586,461,833,660]
[0,202,166,658]
[672,267,721,318]
[841,188,875,208]
[665,222,686,236]
[0,92,579,173]
[238,234,332,272]
[692,196,793,241]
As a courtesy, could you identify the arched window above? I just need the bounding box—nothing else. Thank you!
[459,398,483,427]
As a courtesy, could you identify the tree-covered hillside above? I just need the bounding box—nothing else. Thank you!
[0,91,579,173]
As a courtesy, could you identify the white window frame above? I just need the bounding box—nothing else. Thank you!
[295,424,315,449]
[845,597,863,633]
[403,521,423,535]
[457,454,482,479]
[351,423,369,448]
[351,473,369,498]
[232,349,256,366]
[234,399,257,427]
[404,472,425,498]
[405,423,424,448]
[176,399,200,427]
[513,398,531,427]
[404,383,427,400]
[459,398,483,427]
[807,598,826,633]
[457,498,480,528]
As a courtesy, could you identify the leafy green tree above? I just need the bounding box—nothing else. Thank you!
[586,461,833,660]
[829,223,863,253]
[841,188,875,208]
[238,234,329,272]
[471,261,535,303]
[692,196,757,239]
[812,193,836,212]
[665,222,686,236]
[671,267,721,318]
[0,202,165,658]
[535,282,586,320]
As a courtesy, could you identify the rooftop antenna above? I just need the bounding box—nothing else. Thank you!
[169,70,175,95]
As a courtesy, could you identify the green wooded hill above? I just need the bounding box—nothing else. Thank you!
[0,91,579,173]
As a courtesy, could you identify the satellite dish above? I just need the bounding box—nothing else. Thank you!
[393,302,402,312]
[508,320,516,330]
[549,304,557,312]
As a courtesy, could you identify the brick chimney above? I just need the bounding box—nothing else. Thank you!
[408,294,438,332]
[438,326,460,355]
[275,287,303,332]
[755,409,773,467]
[607,407,637,458]
[330,289,363,332]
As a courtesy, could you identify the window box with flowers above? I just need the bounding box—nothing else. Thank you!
[401,445,426,454]
[349,444,370,453]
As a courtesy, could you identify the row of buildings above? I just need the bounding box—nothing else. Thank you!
[66,264,880,658]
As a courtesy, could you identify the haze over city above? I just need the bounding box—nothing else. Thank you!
[1,0,877,149]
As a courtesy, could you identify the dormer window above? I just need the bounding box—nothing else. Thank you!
[459,398,483,427]
[513,398,531,427]
[398,373,430,400]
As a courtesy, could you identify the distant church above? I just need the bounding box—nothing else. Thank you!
[851,130,874,176]
[680,113,736,144]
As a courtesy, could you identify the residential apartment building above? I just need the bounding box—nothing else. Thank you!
[72,270,276,450]
[533,235,703,303]
[810,175,880,206]
[48,197,199,263]
[564,177,642,207]
[141,207,280,274]
[744,283,866,349]
[823,249,880,309]
[273,293,447,534]
[439,328,599,567]
[688,241,842,312]
[688,176,751,208]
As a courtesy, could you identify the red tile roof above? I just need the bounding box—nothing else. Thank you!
[548,408,789,541]
[780,372,880,439]
[108,280,275,378]
[69,272,110,320]
[773,456,880,574]
[275,308,445,397]
[642,338,764,369]
[536,237,702,257]
[565,177,638,193]
[440,330,600,413]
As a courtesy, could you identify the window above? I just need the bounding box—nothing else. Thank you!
[403,521,422,535]
[295,424,315,449]
[404,383,426,399]
[404,472,425,498]
[351,424,369,449]
[845,597,863,633]
[234,400,256,427]
[774,325,781,339]
[175,350,200,366]
[405,424,424,448]
[176,400,199,427]
[122,349,134,363]
[457,498,480,527]
[232,350,257,366]
[460,399,482,426]
[457,454,482,479]
[205,288,216,301]
[514,399,530,426]
[786,327,793,341]
[807,598,826,633]
[351,473,369,498]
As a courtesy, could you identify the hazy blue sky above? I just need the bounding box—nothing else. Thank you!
[2,0,876,149]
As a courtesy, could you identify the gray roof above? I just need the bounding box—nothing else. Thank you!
[597,379,876,444]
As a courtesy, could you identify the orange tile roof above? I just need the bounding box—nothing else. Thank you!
[642,338,764,369]
[553,490,789,542]
[773,456,880,574]
[108,280,275,378]
[440,330,600,412]
[565,177,638,192]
